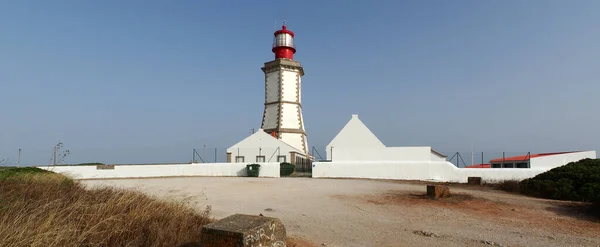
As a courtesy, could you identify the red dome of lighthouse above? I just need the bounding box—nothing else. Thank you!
[272,24,296,60]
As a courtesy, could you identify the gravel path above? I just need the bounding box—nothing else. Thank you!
[83,177,600,247]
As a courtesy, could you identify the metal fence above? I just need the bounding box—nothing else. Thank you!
[445,151,534,168]
[1,145,537,171]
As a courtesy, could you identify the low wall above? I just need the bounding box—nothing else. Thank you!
[38,162,281,180]
[312,161,549,183]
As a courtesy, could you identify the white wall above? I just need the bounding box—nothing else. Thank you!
[312,161,549,183]
[430,152,447,162]
[328,147,434,162]
[530,151,596,169]
[265,71,279,103]
[38,162,281,180]
[281,70,299,102]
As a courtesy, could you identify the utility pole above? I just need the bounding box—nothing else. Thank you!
[17,148,21,168]
[53,146,57,166]
[471,140,474,167]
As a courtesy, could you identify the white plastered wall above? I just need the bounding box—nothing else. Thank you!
[281,70,299,102]
[328,147,434,162]
[431,152,447,162]
[312,161,549,183]
[279,133,304,155]
[280,104,300,129]
[39,162,281,180]
[530,151,597,169]
[263,105,279,129]
[265,71,280,103]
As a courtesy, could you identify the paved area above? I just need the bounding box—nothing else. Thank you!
[83,177,600,247]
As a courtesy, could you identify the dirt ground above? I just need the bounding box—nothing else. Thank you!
[82,177,600,247]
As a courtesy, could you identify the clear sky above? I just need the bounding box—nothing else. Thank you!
[1,1,598,165]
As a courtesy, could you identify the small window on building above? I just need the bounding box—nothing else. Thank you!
[503,163,515,168]
[491,163,501,168]
[235,156,245,163]
[516,162,528,168]
[277,155,286,162]
[256,156,266,162]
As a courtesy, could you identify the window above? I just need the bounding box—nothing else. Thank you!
[277,155,286,162]
[491,163,501,168]
[256,156,266,162]
[503,163,515,168]
[516,162,529,168]
[235,156,245,163]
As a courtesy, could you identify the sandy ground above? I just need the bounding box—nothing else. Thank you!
[83,177,600,247]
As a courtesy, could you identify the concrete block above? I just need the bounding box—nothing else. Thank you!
[427,185,450,199]
[467,177,482,185]
[200,214,287,247]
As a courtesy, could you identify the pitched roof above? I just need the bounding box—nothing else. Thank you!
[326,114,385,149]
[489,152,576,163]
[227,129,303,153]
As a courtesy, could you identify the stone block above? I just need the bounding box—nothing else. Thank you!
[427,185,450,199]
[200,214,287,247]
[467,177,482,185]
[96,164,115,170]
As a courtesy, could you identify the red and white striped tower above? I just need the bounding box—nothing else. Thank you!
[261,23,309,155]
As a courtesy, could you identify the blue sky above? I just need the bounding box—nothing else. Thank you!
[1,1,598,165]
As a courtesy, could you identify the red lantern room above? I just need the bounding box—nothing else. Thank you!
[272,24,296,60]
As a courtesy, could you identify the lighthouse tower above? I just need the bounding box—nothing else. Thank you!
[261,23,309,155]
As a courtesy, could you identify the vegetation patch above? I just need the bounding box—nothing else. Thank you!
[519,158,600,207]
[484,158,600,217]
[0,168,213,247]
[484,179,523,194]
[0,167,51,179]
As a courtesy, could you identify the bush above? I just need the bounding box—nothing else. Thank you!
[491,180,522,193]
[0,169,212,246]
[520,158,600,203]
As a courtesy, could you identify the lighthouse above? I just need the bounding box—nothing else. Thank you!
[260,23,309,155]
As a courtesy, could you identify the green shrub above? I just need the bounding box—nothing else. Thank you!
[520,158,600,203]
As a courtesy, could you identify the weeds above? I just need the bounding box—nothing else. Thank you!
[0,168,212,247]
[485,180,522,194]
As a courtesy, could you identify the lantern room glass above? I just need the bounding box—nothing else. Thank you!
[273,33,294,48]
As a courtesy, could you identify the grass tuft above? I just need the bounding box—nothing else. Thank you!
[0,168,212,247]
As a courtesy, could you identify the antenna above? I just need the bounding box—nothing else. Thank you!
[471,140,474,166]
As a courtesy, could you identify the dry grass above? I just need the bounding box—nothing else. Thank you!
[0,169,212,247]
[483,179,522,194]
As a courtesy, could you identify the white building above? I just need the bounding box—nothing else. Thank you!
[325,114,447,162]
[486,151,597,169]
[226,129,310,165]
